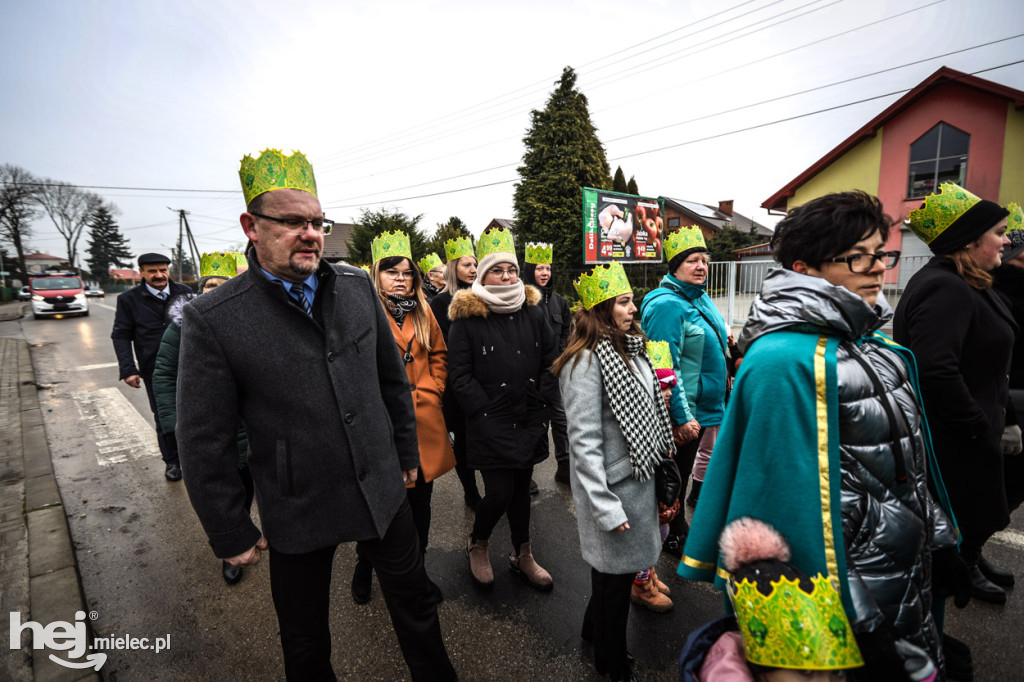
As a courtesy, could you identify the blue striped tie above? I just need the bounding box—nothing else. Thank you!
[291,283,312,316]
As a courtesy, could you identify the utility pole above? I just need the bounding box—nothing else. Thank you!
[167,207,193,282]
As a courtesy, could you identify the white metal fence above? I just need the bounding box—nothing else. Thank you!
[705,255,932,327]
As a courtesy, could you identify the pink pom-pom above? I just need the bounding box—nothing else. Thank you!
[718,517,791,573]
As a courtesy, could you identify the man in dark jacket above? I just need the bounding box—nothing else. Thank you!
[176,149,455,682]
[110,252,192,481]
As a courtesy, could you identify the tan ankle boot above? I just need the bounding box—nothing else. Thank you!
[631,576,673,612]
[467,537,493,587]
[650,567,670,596]
[509,541,553,592]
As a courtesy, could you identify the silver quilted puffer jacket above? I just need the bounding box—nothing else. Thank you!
[740,268,957,669]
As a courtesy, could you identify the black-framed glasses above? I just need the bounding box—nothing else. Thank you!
[824,250,900,273]
[250,211,334,235]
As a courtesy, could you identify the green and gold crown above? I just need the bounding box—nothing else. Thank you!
[906,182,981,244]
[418,252,444,273]
[1006,202,1023,234]
[358,264,371,273]
[525,242,553,265]
[444,236,475,262]
[477,227,516,260]
[233,251,248,270]
[574,261,632,310]
[729,574,863,671]
[665,226,707,262]
[238,148,318,205]
[371,231,413,264]
[646,340,673,370]
[199,252,239,279]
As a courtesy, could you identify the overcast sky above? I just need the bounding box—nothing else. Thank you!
[2,0,1022,265]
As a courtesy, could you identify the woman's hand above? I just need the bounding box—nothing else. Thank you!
[613,522,630,533]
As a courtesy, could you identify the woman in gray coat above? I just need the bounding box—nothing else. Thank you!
[553,262,672,682]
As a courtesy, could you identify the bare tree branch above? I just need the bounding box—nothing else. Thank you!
[0,164,40,279]
[35,180,102,271]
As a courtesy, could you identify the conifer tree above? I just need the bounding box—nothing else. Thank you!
[427,216,473,257]
[347,207,428,265]
[627,176,639,195]
[513,66,612,267]
[612,166,628,193]
[85,204,133,282]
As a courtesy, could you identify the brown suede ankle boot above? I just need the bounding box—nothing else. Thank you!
[649,566,670,596]
[509,541,553,592]
[631,576,673,612]
[467,537,493,587]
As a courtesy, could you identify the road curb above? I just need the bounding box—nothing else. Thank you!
[16,339,100,682]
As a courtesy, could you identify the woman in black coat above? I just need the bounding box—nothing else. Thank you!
[429,241,481,508]
[447,233,559,591]
[522,249,572,483]
[894,183,1016,612]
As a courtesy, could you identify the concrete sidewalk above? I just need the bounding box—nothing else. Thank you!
[1,301,99,682]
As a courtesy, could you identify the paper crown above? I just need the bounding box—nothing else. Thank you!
[646,340,673,370]
[665,226,707,262]
[444,236,475,262]
[234,251,249,270]
[239,148,318,205]
[574,261,632,310]
[729,573,863,671]
[477,228,516,260]
[371,231,413,264]
[358,265,371,273]
[525,242,553,265]
[199,252,239,279]
[905,182,981,245]
[1006,202,1023,234]
[418,252,444,273]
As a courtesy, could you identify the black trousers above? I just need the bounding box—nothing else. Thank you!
[268,500,455,682]
[582,568,634,678]
[533,391,570,464]
[472,467,533,548]
[142,375,179,464]
[443,401,479,500]
[358,469,434,562]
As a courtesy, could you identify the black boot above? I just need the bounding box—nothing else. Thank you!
[943,634,974,681]
[222,561,242,585]
[978,553,1014,587]
[351,557,373,604]
[554,460,570,484]
[967,562,1006,605]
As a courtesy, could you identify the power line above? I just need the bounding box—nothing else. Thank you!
[322,38,1021,205]
[321,59,1024,209]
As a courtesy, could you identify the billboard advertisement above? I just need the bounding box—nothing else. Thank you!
[582,188,665,264]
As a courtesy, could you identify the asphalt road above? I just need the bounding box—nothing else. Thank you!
[3,295,1023,681]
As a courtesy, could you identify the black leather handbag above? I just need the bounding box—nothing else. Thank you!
[655,457,683,506]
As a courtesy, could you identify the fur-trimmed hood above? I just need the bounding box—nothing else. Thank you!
[448,284,541,320]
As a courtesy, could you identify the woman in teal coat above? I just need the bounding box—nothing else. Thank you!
[640,227,730,514]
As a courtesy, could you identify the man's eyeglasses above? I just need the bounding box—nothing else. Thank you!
[250,211,334,235]
[383,269,415,280]
[488,266,519,278]
[824,250,901,273]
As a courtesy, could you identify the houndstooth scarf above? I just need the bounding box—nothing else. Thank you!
[596,334,675,482]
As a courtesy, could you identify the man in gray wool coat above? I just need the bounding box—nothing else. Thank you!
[176,148,456,682]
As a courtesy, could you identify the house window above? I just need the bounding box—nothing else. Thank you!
[907,122,969,198]
[667,217,680,228]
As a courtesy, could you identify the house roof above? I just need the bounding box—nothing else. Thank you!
[25,252,65,260]
[762,66,1024,213]
[322,223,357,261]
[109,269,141,280]
[660,197,773,238]
[485,218,516,232]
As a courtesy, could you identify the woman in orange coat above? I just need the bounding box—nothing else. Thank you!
[351,235,456,604]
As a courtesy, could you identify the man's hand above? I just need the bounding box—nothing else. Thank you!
[225,536,269,568]
[123,374,142,388]
[672,420,700,444]
[613,522,630,533]
[402,469,418,486]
